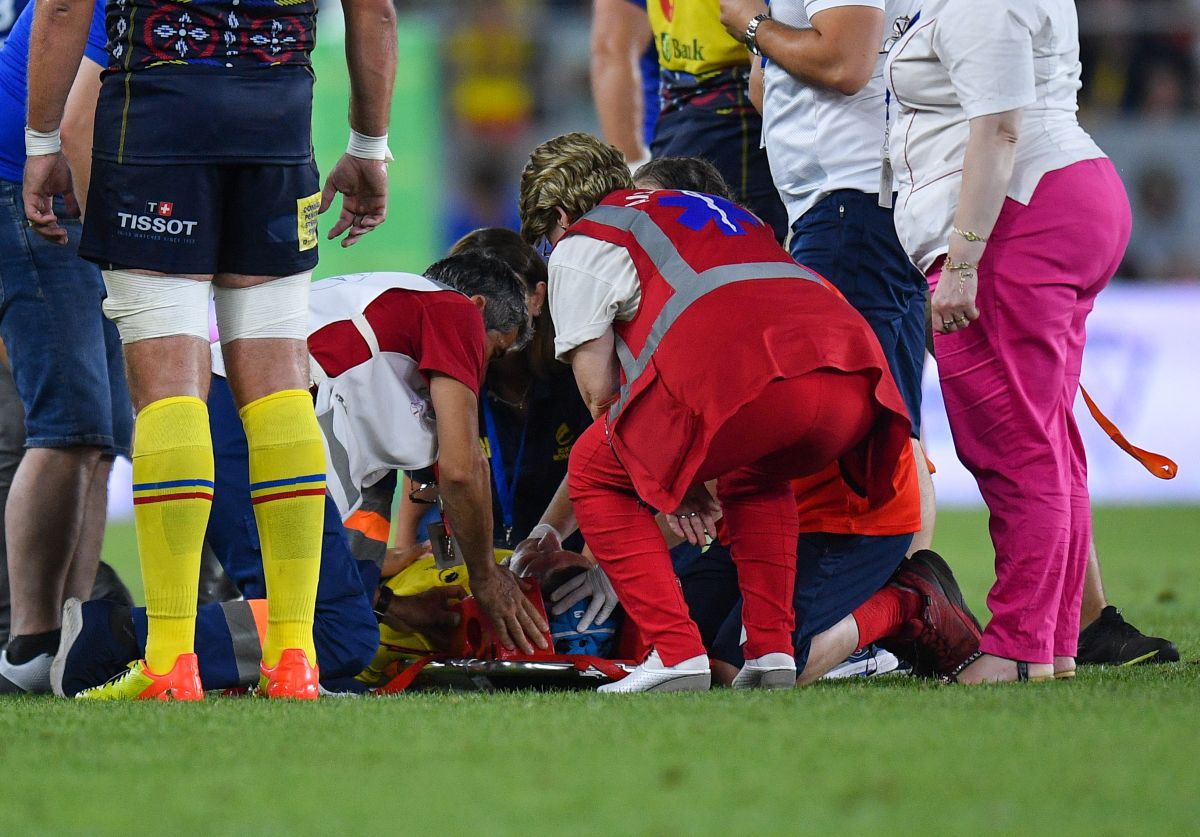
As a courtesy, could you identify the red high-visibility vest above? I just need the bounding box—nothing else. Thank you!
[563,188,912,511]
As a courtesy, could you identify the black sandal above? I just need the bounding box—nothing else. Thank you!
[945,651,1045,683]
[944,650,983,684]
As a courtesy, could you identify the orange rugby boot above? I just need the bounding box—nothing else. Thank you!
[257,649,319,700]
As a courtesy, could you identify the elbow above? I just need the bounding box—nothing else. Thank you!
[827,60,874,96]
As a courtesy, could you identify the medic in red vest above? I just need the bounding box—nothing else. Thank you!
[516,133,912,692]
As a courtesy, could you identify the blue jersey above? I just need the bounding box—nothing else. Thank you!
[0,0,107,183]
[0,0,30,46]
[624,0,661,146]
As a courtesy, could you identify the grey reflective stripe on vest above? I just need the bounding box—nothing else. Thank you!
[317,406,361,512]
[219,600,263,686]
[577,204,824,419]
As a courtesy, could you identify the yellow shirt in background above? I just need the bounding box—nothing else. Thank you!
[647,0,749,77]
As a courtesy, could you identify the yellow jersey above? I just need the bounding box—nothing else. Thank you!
[647,0,750,78]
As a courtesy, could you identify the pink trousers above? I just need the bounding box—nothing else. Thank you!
[929,158,1131,663]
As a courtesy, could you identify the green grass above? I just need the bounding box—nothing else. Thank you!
[4,506,1198,834]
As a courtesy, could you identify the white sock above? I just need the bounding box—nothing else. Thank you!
[0,648,53,692]
[645,650,709,671]
[744,652,795,670]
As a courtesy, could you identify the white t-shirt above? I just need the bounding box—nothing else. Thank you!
[885,0,1105,272]
[762,0,919,226]
[547,235,642,360]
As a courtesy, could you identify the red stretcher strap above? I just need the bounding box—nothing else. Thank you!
[1080,386,1177,480]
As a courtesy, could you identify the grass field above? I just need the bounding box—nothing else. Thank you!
[3,506,1198,834]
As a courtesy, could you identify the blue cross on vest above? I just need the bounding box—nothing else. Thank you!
[657,191,761,237]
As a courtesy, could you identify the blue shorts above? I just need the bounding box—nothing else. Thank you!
[80,160,321,276]
[789,191,926,435]
[0,180,131,456]
[677,531,910,670]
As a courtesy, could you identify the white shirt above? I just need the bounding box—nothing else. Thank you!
[885,0,1105,272]
[548,235,642,360]
[761,0,918,226]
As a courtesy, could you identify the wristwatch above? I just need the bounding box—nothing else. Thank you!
[745,12,770,55]
[373,584,395,624]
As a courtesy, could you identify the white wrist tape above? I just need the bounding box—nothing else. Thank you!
[24,127,61,156]
[346,130,393,162]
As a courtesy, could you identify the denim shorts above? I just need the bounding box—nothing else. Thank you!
[790,190,927,435]
[0,179,132,456]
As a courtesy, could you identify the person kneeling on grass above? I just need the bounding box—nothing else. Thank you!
[54,250,550,697]
[511,133,970,693]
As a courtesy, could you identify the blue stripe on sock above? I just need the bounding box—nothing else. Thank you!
[132,478,216,491]
[248,473,326,491]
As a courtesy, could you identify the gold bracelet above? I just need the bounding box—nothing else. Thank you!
[943,260,976,293]
[952,226,988,243]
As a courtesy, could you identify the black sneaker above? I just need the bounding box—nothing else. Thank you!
[1076,606,1180,666]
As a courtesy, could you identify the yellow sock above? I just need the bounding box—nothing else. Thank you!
[131,397,214,674]
[241,389,325,668]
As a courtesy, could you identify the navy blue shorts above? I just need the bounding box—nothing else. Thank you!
[676,531,910,671]
[80,160,321,276]
[651,104,788,243]
[789,191,926,435]
[0,180,131,456]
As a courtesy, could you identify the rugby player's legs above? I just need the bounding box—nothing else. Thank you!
[209,162,326,680]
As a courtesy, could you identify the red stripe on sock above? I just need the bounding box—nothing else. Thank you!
[133,492,214,506]
[250,487,326,505]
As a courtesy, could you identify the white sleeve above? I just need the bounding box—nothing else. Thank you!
[934,0,1037,119]
[548,236,642,361]
[804,0,884,19]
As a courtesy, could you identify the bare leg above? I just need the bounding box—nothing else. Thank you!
[122,335,212,410]
[1079,539,1105,629]
[909,438,936,555]
[6,446,103,635]
[797,615,861,686]
[63,456,113,602]
[712,615,865,688]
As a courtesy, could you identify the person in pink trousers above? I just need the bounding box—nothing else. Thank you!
[885,0,1132,682]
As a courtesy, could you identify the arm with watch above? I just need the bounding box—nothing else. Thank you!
[718,0,885,96]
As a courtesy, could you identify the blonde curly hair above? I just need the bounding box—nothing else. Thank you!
[518,132,634,244]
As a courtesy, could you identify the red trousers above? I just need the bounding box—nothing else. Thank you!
[570,370,878,665]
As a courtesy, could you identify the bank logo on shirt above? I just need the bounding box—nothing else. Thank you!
[554,423,575,462]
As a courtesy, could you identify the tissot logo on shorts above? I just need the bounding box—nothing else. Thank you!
[146,201,174,217]
[116,210,198,237]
